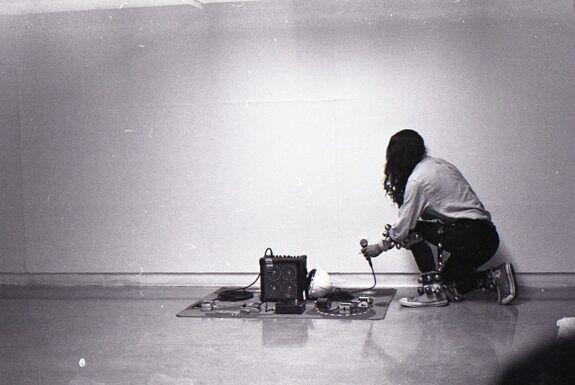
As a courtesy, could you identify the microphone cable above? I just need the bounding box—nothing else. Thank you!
[347,258,377,294]
[347,238,377,294]
[216,248,272,302]
[217,273,261,302]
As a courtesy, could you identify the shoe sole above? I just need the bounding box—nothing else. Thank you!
[399,298,449,308]
[498,263,517,305]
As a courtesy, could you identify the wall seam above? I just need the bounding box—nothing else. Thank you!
[1,272,575,288]
[13,16,28,274]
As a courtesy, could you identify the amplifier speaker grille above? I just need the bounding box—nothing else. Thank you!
[259,255,307,302]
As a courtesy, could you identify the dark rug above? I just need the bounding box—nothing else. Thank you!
[177,287,396,320]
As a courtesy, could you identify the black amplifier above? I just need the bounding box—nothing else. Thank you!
[259,255,308,302]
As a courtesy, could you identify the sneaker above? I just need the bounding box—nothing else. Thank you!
[399,288,449,308]
[492,263,517,305]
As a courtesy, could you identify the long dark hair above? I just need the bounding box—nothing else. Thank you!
[384,129,427,207]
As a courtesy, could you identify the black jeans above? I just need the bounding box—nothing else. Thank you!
[409,219,500,293]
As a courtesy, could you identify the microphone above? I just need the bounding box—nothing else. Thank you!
[359,239,373,268]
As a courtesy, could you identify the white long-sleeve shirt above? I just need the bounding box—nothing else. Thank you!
[388,156,491,241]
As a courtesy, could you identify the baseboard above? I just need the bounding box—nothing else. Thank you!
[1,272,575,288]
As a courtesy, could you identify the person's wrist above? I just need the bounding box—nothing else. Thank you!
[379,238,393,251]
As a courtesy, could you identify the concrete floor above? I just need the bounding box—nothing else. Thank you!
[0,285,573,385]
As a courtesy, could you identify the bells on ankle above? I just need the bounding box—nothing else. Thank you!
[417,284,443,296]
[418,271,442,285]
[417,271,443,295]
[480,268,498,292]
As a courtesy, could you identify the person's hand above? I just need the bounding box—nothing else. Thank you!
[379,238,395,252]
[361,242,385,259]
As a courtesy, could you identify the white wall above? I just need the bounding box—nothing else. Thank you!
[1,1,575,275]
[0,18,26,272]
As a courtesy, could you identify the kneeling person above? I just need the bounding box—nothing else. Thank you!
[361,129,516,308]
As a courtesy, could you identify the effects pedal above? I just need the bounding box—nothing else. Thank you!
[275,299,306,314]
[314,297,332,311]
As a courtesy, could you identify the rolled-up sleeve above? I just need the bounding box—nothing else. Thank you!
[388,179,427,241]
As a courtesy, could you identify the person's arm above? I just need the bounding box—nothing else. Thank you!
[388,178,427,241]
[360,179,427,259]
